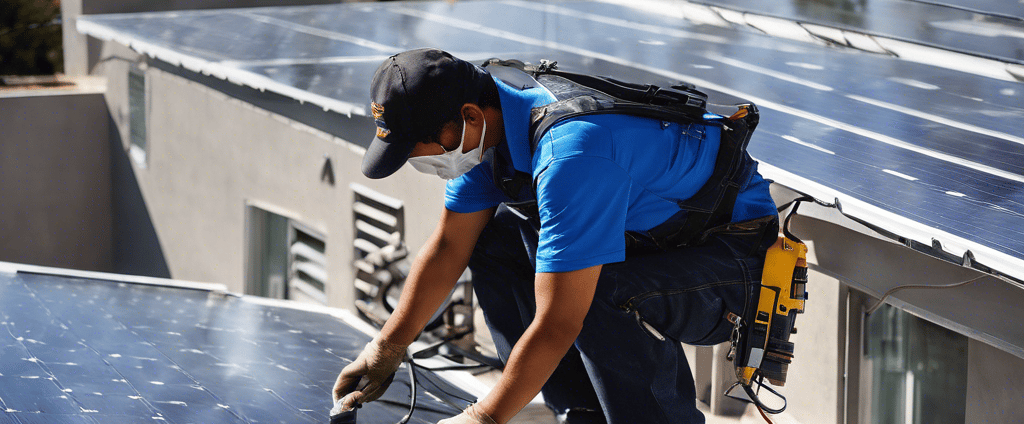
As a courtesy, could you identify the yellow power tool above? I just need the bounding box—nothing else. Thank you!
[727,196,811,414]
[737,235,807,386]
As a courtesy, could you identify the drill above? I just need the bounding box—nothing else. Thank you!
[731,234,808,388]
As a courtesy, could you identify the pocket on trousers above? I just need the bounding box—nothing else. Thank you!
[624,285,739,345]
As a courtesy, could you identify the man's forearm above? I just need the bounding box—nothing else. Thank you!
[476,318,583,423]
[475,266,602,424]
[377,207,494,346]
[378,236,467,346]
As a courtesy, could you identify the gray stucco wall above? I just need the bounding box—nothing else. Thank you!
[0,91,112,272]
[95,41,447,307]
[966,339,1024,423]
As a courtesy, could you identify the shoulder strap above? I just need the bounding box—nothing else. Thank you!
[484,58,762,249]
[536,66,707,110]
[528,68,710,149]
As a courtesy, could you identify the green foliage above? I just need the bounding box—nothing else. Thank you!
[0,0,63,75]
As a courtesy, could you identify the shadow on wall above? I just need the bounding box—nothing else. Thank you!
[0,92,115,272]
[108,114,172,278]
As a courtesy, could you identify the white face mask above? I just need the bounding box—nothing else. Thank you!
[407,119,487,180]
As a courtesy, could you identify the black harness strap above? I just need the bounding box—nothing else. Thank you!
[486,60,760,250]
[645,105,759,249]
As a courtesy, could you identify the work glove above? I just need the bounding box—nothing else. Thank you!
[333,337,408,410]
[437,404,499,424]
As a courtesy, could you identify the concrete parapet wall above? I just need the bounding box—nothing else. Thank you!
[0,90,112,271]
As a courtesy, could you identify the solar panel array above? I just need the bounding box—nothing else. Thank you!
[78,1,1024,282]
[0,271,468,423]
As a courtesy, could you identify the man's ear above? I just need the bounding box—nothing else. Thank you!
[460,103,485,126]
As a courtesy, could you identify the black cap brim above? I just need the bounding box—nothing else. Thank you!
[361,134,417,179]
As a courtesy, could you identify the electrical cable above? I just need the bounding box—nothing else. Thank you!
[744,376,787,414]
[776,193,1022,296]
[407,358,479,406]
[352,348,486,424]
[411,332,473,359]
[725,379,787,416]
[375,399,458,416]
[349,246,501,422]
[864,274,987,316]
[753,402,775,424]
[397,352,417,424]
[412,362,492,372]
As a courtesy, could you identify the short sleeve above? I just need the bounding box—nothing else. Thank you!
[444,162,507,213]
[535,155,630,273]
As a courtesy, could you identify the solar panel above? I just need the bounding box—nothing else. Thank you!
[0,271,470,423]
[668,0,1024,64]
[77,0,1024,283]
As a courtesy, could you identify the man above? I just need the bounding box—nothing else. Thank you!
[333,48,778,424]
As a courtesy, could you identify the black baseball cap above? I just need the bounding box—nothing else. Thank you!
[361,48,490,179]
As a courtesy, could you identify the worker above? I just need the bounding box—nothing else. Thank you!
[333,48,779,424]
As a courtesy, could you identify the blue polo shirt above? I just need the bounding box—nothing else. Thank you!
[445,77,776,273]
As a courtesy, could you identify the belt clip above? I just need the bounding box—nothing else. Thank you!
[726,312,743,362]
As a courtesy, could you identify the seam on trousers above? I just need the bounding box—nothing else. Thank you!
[621,279,745,311]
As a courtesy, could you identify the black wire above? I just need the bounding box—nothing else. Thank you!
[410,332,473,359]
[724,377,787,415]
[375,399,458,416]
[775,193,1024,287]
[781,196,815,244]
[407,358,478,406]
[864,275,987,315]
[743,376,787,414]
[406,340,500,407]
[362,354,479,424]
[397,355,417,424]
[412,362,492,372]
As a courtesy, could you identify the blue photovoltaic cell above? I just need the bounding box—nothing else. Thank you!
[0,272,468,424]
[75,1,1024,278]
[687,0,1024,63]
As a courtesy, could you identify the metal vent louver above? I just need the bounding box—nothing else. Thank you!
[128,65,147,164]
[288,223,328,305]
[351,183,406,326]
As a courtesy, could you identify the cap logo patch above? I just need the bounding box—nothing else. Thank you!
[371,102,390,139]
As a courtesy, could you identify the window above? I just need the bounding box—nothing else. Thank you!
[128,64,148,166]
[244,204,327,305]
[862,303,967,424]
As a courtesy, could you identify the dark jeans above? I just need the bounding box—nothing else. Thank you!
[468,206,778,424]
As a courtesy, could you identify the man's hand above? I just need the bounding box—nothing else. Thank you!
[473,265,603,423]
[333,208,493,412]
[332,338,408,409]
[437,404,498,424]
